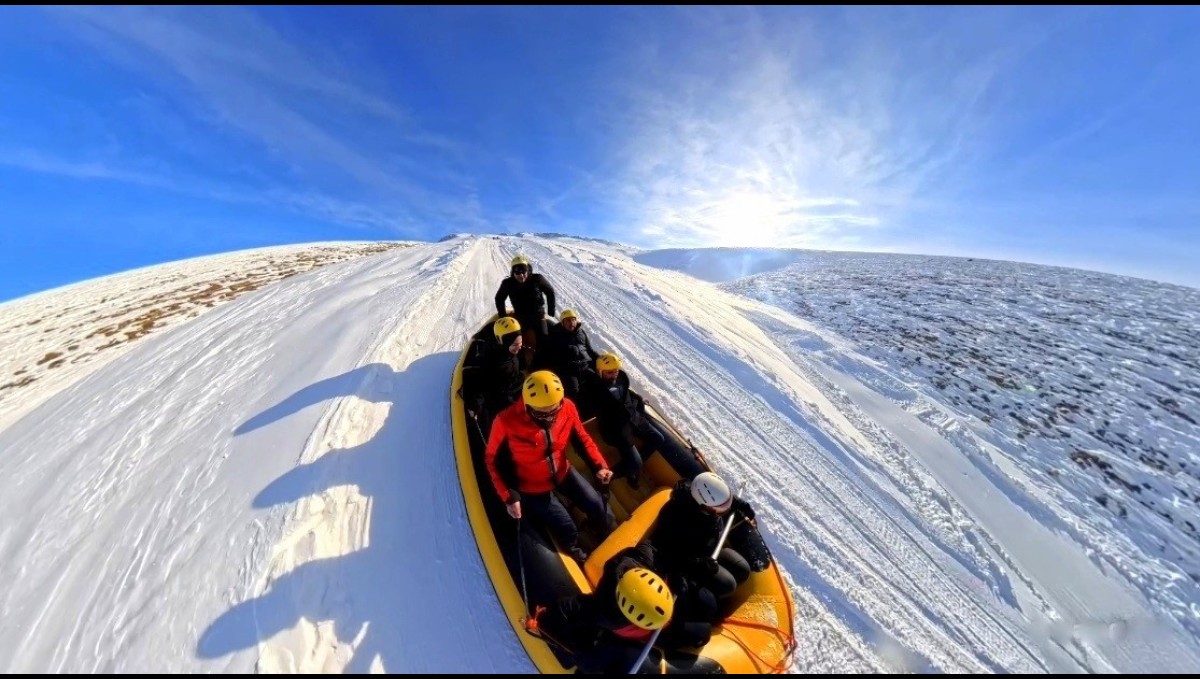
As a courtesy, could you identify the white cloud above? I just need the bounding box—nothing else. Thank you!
[604,7,1036,250]
[45,6,479,226]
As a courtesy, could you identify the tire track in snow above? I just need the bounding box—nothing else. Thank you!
[520,238,1045,673]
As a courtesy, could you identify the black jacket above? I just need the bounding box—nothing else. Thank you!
[539,542,658,647]
[461,336,524,413]
[495,273,556,319]
[548,323,600,376]
[539,541,714,661]
[650,480,753,582]
[585,370,647,446]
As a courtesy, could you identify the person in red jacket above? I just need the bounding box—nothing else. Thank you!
[486,370,614,563]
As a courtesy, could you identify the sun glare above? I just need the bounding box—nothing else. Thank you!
[704,190,796,247]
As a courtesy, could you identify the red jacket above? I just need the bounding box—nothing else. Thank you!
[485,398,609,503]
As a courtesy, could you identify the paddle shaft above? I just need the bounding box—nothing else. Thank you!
[711,511,736,560]
[628,626,664,674]
[711,476,756,559]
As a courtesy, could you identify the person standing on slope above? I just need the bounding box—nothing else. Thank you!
[495,255,556,362]
[485,370,614,563]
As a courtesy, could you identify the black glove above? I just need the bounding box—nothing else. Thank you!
[733,497,755,521]
[692,556,719,576]
[670,575,691,597]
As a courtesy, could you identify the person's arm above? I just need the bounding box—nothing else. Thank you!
[533,593,597,644]
[495,279,509,317]
[630,388,646,413]
[732,496,756,520]
[484,415,517,504]
[584,330,600,361]
[620,372,646,413]
[460,341,486,412]
[632,539,658,568]
[538,275,557,316]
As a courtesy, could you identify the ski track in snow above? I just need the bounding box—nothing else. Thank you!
[528,239,1046,673]
[3,235,1198,673]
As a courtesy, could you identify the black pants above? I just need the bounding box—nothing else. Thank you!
[576,638,661,674]
[522,468,611,551]
[516,313,549,342]
[477,394,518,440]
[607,419,705,483]
[576,587,717,674]
[560,370,599,417]
[665,583,718,646]
[560,372,583,400]
[705,548,752,598]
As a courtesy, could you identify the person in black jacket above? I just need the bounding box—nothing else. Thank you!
[585,353,704,487]
[495,254,556,352]
[460,317,525,437]
[531,541,717,674]
[649,473,754,600]
[546,309,600,405]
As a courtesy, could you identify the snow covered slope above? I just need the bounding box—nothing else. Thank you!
[0,242,408,431]
[720,251,1200,641]
[1,237,1196,673]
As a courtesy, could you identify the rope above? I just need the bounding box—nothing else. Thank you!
[716,556,799,674]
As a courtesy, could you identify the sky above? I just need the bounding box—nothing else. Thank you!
[1,236,1197,673]
[1,6,1199,302]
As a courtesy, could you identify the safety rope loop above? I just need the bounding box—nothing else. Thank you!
[717,555,799,673]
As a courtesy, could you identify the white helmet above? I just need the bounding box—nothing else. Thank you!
[690,472,732,512]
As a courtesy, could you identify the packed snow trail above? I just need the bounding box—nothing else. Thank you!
[524,238,1045,673]
[0,238,526,673]
[526,236,1200,673]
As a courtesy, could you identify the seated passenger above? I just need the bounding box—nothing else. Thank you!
[461,317,525,436]
[485,371,614,563]
[649,472,755,600]
[584,353,704,487]
[532,541,717,674]
[546,308,600,406]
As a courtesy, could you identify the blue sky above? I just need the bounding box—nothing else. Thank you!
[1,6,1198,301]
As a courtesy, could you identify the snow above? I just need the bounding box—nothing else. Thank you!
[1,237,1198,673]
[0,242,409,432]
[632,247,811,283]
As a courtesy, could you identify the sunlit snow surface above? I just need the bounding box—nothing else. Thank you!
[1,237,1197,674]
[722,251,1200,635]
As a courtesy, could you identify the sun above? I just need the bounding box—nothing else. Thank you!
[702,190,796,247]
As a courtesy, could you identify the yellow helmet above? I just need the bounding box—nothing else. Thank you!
[596,352,621,373]
[510,254,531,268]
[615,568,674,630]
[493,317,521,342]
[523,371,565,409]
[559,309,579,322]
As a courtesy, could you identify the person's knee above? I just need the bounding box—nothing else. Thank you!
[676,621,713,647]
[719,548,752,584]
[626,446,644,467]
[712,568,738,598]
